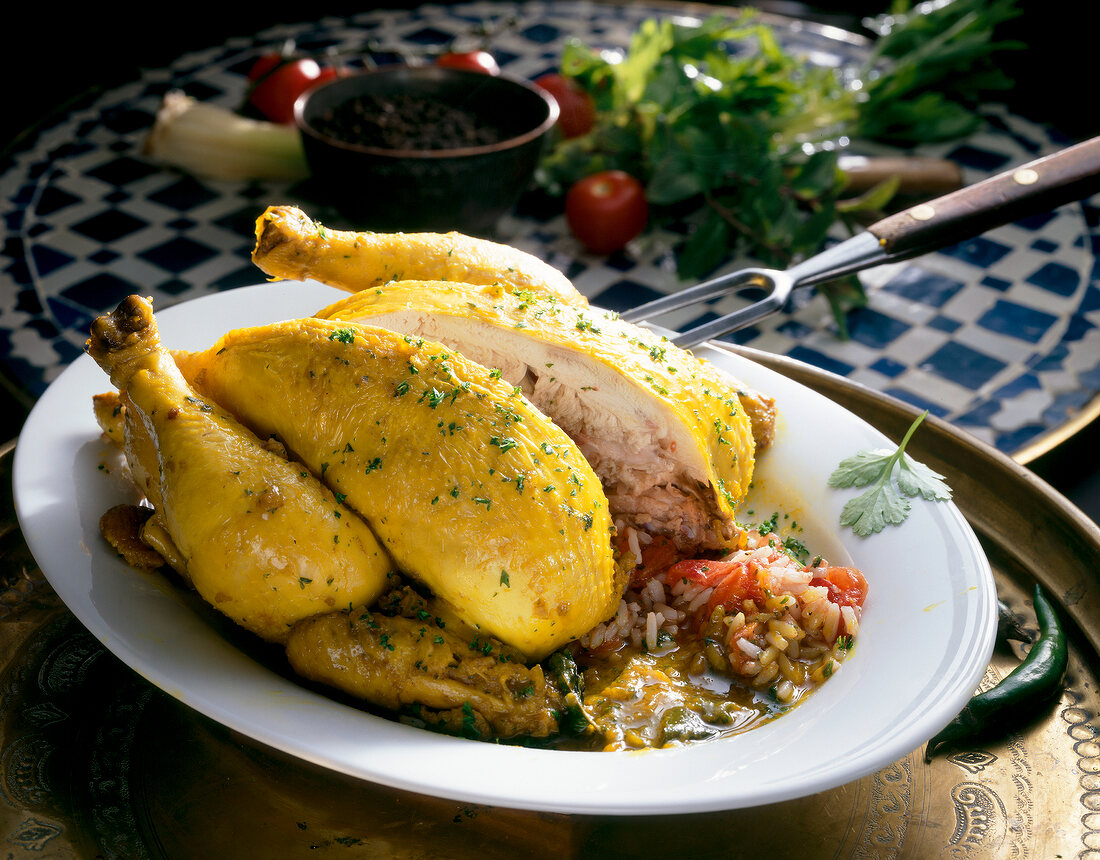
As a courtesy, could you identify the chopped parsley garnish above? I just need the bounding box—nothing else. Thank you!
[575,314,601,334]
[422,387,447,408]
[328,328,356,344]
[490,436,518,453]
[461,701,479,738]
[782,536,809,563]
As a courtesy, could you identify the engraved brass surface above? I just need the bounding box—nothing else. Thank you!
[3,345,1099,860]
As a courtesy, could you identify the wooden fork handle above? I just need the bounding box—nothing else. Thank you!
[869,136,1100,258]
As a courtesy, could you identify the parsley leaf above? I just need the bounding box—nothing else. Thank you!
[536,1,1021,332]
[896,455,953,502]
[828,411,951,536]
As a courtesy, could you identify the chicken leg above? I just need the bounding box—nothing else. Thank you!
[252,204,586,305]
[86,295,395,643]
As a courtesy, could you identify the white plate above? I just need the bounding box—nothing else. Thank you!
[12,281,996,815]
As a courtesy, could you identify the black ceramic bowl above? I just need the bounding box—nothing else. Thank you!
[295,66,559,234]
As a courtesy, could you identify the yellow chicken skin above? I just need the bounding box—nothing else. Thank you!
[174,317,622,660]
[85,295,395,644]
[252,204,587,306]
[315,281,760,553]
[93,389,174,562]
[92,390,126,445]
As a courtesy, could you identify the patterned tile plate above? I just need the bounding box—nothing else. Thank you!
[2,1,1097,456]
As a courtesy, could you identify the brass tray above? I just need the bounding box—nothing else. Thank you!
[2,350,1098,859]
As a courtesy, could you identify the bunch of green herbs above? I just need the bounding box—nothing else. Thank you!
[535,0,1022,333]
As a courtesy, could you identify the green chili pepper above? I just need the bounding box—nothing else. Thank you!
[996,598,1034,645]
[925,584,1068,762]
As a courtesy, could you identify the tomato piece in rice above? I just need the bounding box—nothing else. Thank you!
[629,534,682,587]
[666,557,770,616]
[810,566,868,609]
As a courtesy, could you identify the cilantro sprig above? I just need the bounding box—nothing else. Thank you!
[828,411,952,536]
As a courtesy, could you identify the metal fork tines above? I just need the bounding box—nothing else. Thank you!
[622,231,887,348]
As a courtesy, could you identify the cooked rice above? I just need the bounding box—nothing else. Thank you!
[737,638,762,658]
[579,525,863,699]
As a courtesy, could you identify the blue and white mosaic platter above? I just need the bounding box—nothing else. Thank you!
[2,1,1097,456]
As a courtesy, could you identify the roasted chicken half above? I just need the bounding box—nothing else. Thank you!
[85,295,395,643]
[173,316,623,660]
[252,204,587,306]
[315,280,767,553]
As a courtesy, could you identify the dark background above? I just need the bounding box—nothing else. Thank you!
[4,1,1098,520]
[5,1,1094,148]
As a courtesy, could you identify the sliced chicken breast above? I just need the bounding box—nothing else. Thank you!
[315,281,765,553]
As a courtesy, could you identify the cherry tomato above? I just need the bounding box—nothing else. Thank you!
[247,53,284,82]
[565,170,649,254]
[436,50,501,75]
[247,56,341,125]
[533,73,595,138]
